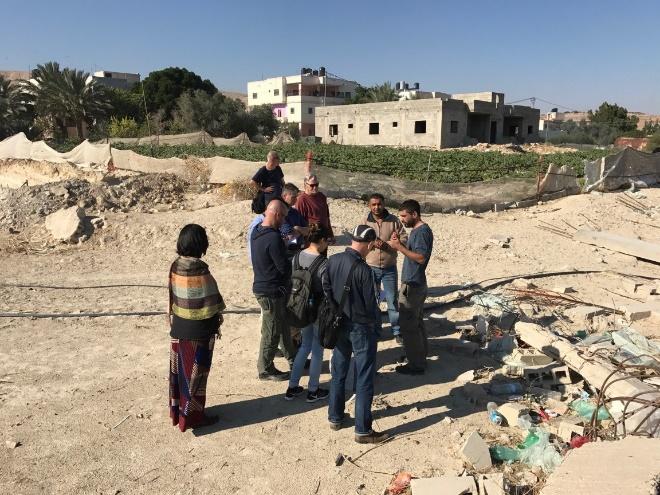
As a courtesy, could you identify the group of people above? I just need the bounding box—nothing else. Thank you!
[168,151,434,444]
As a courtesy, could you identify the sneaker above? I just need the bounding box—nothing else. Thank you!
[258,368,290,381]
[329,421,343,431]
[355,429,390,444]
[395,335,404,345]
[284,386,304,400]
[306,388,329,403]
[395,364,425,376]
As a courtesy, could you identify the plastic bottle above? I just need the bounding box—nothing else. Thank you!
[517,430,539,449]
[490,382,524,395]
[487,402,502,425]
[489,445,520,462]
[517,414,533,431]
[570,399,610,420]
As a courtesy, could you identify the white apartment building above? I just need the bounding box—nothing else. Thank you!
[91,70,140,90]
[247,67,358,136]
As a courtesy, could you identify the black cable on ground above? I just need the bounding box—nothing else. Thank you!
[0,308,260,318]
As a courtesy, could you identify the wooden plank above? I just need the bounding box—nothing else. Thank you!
[573,230,660,264]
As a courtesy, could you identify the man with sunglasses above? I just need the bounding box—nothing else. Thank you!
[295,174,335,244]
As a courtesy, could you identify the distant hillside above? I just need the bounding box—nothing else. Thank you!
[221,90,247,106]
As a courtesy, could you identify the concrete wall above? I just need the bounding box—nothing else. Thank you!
[315,99,445,147]
[315,92,539,148]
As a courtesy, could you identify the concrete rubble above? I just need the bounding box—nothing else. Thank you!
[460,431,492,471]
[45,206,85,242]
[410,475,477,495]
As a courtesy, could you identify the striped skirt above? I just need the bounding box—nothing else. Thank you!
[169,336,215,432]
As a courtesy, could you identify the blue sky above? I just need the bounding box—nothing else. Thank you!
[3,0,659,113]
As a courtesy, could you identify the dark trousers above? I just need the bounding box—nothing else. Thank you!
[328,321,377,435]
[256,294,295,374]
[398,283,428,370]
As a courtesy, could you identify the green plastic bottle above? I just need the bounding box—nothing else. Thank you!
[489,445,521,462]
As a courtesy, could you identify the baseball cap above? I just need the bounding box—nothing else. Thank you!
[351,225,377,243]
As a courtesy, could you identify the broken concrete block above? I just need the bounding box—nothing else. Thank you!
[411,476,477,495]
[492,311,518,331]
[624,302,660,322]
[518,303,536,317]
[5,440,19,449]
[488,234,511,247]
[524,364,571,387]
[479,473,506,495]
[498,403,528,427]
[547,416,585,441]
[460,431,492,471]
[45,206,85,242]
[563,306,607,324]
[486,335,516,354]
[456,370,475,384]
[553,285,576,294]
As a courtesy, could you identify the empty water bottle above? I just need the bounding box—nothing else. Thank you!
[487,402,502,425]
[517,413,533,430]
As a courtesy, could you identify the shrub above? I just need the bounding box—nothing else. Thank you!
[108,116,140,138]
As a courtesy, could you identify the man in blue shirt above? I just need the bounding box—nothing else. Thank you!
[387,199,434,375]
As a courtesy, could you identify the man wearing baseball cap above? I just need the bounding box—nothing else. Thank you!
[323,225,390,444]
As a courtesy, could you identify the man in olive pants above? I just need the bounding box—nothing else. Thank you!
[251,199,296,380]
[387,199,434,375]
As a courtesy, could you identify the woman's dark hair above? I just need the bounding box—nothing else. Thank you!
[176,224,209,258]
[307,223,329,244]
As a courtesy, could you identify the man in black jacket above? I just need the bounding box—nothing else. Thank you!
[323,225,390,444]
[251,198,296,380]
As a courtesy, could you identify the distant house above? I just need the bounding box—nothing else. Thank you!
[91,70,140,90]
[315,91,540,148]
[247,67,358,137]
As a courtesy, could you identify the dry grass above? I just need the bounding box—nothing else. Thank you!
[218,178,255,201]
[182,157,211,190]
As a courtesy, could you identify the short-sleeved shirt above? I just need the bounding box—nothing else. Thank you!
[252,166,284,204]
[401,224,433,287]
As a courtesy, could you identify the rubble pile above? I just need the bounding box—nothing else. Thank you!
[0,173,187,231]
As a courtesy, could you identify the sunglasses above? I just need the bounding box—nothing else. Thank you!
[308,183,319,188]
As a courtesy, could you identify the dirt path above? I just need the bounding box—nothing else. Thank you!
[1,189,659,494]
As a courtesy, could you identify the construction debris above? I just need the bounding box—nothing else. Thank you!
[572,230,660,264]
[410,475,477,495]
[460,432,492,471]
[541,436,660,495]
[44,206,85,242]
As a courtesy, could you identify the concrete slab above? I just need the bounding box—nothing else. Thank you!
[498,403,528,427]
[573,229,660,264]
[411,476,477,495]
[460,431,492,471]
[541,436,660,495]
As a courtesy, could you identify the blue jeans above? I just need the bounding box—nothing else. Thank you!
[328,321,377,435]
[289,323,324,391]
[372,266,400,336]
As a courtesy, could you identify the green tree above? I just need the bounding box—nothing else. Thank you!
[249,104,279,138]
[138,67,217,119]
[0,75,30,138]
[106,87,144,122]
[21,62,111,140]
[641,120,660,135]
[588,102,639,132]
[347,82,398,104]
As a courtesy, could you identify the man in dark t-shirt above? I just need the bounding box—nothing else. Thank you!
[387,199,434,375]
[251,151,285,205]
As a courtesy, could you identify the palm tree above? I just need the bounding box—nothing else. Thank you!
[0,75,28,139]
[367,82,398,103]
[21,62,111,140]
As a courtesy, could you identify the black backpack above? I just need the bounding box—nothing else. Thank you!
[251,190,266,214]
[286,252,326,328]
[318,259,360,350]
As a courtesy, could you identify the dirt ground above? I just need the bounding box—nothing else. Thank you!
[1,186,660,494]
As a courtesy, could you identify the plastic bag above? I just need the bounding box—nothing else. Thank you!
[517,429,562,473]
[570,399,610,420]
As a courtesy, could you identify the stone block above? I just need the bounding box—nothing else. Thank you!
[45,206,85,242]
[411,476,477,495]
[563,306,607,323]
[557,416,585,441]
[524,364,571,386]
[460,431,492,471]
[511,278,536,290]
[486,335,516,354]
[479,473,506,495]
[498,403,528,427]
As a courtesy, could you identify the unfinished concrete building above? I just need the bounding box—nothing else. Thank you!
[315,92,540,148]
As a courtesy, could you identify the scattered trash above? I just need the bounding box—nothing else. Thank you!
[487,402,503,426]
[569,399,611,420]
[385,471,412,495]
[489,381,523,396]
